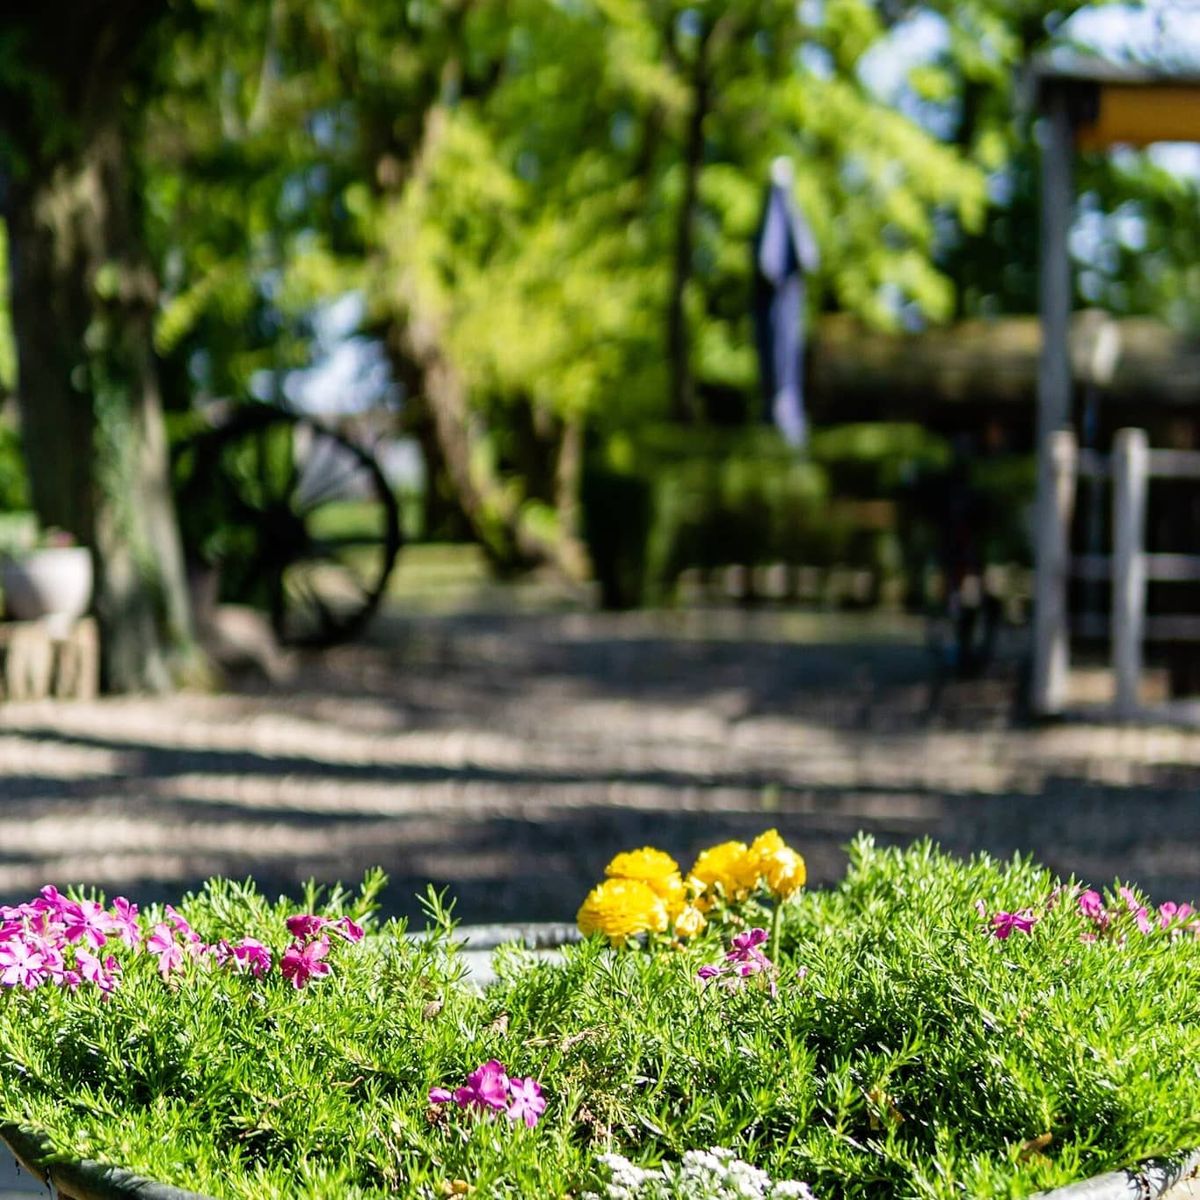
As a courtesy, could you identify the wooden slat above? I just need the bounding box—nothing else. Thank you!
[1073,613,1200,643]
[1147,449,1200,479]
[1072,554,1200,583]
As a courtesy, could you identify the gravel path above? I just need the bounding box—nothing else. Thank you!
[1,608,1198,923]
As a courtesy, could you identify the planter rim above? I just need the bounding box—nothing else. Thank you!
[1031,1149,1200,1200]
[1,1121,213,1200]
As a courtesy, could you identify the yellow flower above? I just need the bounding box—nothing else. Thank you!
[672,904,706,939]
[605,847,679,882]
[605,847,686,908]
[750,829,807,898]
[689,841,759,903]
[577,878,668,946]
[749,829,786,860]
[763,847,806,897]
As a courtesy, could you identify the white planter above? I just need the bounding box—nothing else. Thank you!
[1,546,93,637]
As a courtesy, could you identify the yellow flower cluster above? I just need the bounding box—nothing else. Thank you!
[577,830,806,945]
[576,846,706,945]
[688,830,807,906]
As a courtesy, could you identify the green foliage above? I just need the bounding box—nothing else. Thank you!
[3,845,1200,1197]
[582,424,954,606]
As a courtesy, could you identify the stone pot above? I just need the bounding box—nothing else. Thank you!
[0,547,93,637]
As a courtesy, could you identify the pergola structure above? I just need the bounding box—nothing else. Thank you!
[1031,50,1200,716]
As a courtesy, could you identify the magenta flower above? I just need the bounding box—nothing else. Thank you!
[506,1077,546,1128]
[0,937,46,989]
[146,923,185,980]
[990,910,1037,940]
[462,1059,510,1110]
[165,906,206,959]
[76,948,120,994]
[61,899,111,950]
[430,1062,546,1126]
[286,914,328,941]
[697,928,778,995]
[334,917,364,943]
[229,938,271,977]
[730,928,769,952]
[109,898,142,951]
[280,936,331,989]
[1078,890,1106,922]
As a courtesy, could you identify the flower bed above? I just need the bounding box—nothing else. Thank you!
[1,838,1199,1198]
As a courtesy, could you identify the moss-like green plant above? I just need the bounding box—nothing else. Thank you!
[1,840,1198,1199]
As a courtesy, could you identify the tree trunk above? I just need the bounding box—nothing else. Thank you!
[666,22,712,425]
[389,108,589,582]
[4,115,194,692]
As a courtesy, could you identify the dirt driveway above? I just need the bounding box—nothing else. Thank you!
[1,609,1198,923]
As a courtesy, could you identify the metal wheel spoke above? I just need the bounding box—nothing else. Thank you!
[174,405,401,648]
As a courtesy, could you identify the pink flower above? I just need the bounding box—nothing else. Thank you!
[991,910,1037,940]
[462,1059,510,1110]
[1118,886,1142,914]
[1078,890,1106,921]
[698,929,778,995]
[506,1077,546,1128]
[165,906,206,959]
[76,948,120,994]
[61,899,111,950]
[428,1087,455,1105]
[280,936,331,989]
[109,898,142,951]
[146,923,185,980]
[286,914,328,941]
[1158,901,1195,931]
[334,917,364,943]
[37,885,63,907]
[730,928,769,952]
[0,937,46,989]
[229,938,271,977]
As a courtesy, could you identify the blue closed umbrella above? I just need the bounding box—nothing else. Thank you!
[753,158,819,447]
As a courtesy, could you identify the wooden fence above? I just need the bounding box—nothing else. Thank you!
[1033,427,1200,717]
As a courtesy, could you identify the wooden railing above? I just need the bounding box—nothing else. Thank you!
[1033,427,1200,717]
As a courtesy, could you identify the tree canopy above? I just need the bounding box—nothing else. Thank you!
[2,0,1199,652]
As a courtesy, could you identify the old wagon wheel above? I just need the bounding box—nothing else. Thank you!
[174,404,401,646]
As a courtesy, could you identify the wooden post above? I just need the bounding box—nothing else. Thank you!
[1032,429,1077,715]
[1037,85,1075,451]
[1032,84,1076,717]
[1112,428,1148,716]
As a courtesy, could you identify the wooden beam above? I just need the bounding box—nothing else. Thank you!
[806,315,1200,413]
[1077,85,1200,149]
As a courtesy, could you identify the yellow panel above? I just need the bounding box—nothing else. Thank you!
[1076,85,1200,149]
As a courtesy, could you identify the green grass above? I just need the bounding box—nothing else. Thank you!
[2,840,1199,1198]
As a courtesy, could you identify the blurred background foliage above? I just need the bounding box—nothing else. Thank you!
[1,0,1198,614]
